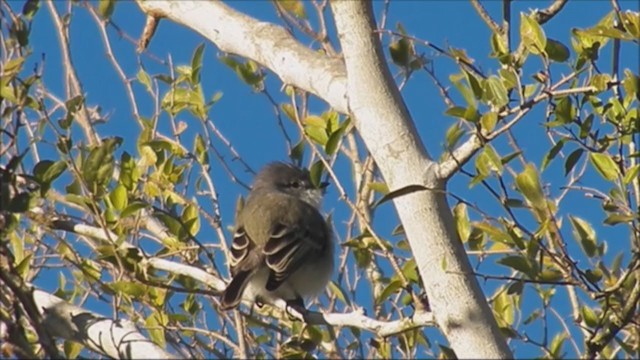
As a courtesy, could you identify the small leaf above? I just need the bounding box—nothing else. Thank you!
[581,305,599,327]
[564,149,584,175]
[121,201,148,218]
[305,125,328,145]
[373,184,430,208]
[109,184,128,211]
[368,182,389,195]
[304,115,326,128]
[325,126,345,155]
[22,0,40,20]
[520,13,547,54]
[327,281,351,306]
[497,256,534,276]
[98,0,115,19]
[110,281,146,298]
[541,139,565,171]
[276,0,306,19]
[623,164,640,185]
[545,38,570,62]
[569,216,597,257]
[376,280,403,305]
[309,160,324,189]
[589,152,620,181]
[480,112,498,133]
[515,164,545,210]
[191,43,205,84]
[483,76,509,108]
[137,69,153,94]
[453,203,470,243]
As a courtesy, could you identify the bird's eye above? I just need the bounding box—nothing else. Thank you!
[290,180,302,188]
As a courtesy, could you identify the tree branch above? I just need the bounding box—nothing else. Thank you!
[329,1,512,358]
[135,0,348,113]
[470,0,502,35]
[436,73,592,180]
[534,0,569,25]
[41,215,437,337]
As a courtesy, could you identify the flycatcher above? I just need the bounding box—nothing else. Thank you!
[220,162,333,310]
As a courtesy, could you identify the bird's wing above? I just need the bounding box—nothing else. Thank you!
[262,208,328,291]
[229,226,262,274]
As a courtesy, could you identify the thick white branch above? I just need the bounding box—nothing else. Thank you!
[33,290,175,359]
[330,2,512,358]
[136,0,348,112]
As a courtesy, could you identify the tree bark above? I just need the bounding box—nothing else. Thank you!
[136,0,513,357]
[330,2,512,358]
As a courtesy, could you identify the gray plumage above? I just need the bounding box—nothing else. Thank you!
[220,162,333,310]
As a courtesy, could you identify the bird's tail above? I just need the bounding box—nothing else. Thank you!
[220,270,252,310]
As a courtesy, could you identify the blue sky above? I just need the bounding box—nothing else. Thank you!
[13,0,640,357]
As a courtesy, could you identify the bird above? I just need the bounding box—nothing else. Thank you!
[220,162,334,311]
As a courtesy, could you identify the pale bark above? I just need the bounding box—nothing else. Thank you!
[33,290,176,359]
[136,0,512,357]
[330,2,511,358]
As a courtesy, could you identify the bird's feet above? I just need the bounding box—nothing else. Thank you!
[285,297,306,321]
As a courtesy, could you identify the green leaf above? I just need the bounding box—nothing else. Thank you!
[373,184,429,208]
[14,253,33,279]
[109,184,128,211]
[541,139,565,171]
[515,164,545,210]
[376,279,403,305]
[491,32,509,56]
[289,140,305,163]
[445,106,468,119]
[545,38,570,62]
[121,201,148,218]
[450,73,476,106]
[564,149,584,175]
[623,164,640,185]
[483,76,509,108]
[368,182,389,195]
[569,216,597,257]
[305,125,328,145]
[304,115,326,128]
[33,160,66,194]
[549,333,567,358]
[146,311,167,347]
[193,134,209,167]
[309,160,325,189]
[474,222,514,246]
[589,152,620,181]
[493,288,514,326]
[603,213,636,225]
[64,340,83,359]
[137,69,153,94]
[453,203,470,243]
[98,0,115,19]
[181,204,200,236]
[110,281,146,298]
[276,0,306,19]
[497,255,535,277]
[520,13,547,55]
[191,43,205,84]
[581,305,599,327]
[390,36,413,67]
[22,0,40,20]
[327,281,351,306]
[480,112,498,133]
[590,73,611,92]
[325,126,345,155]
[555,97,575,124]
